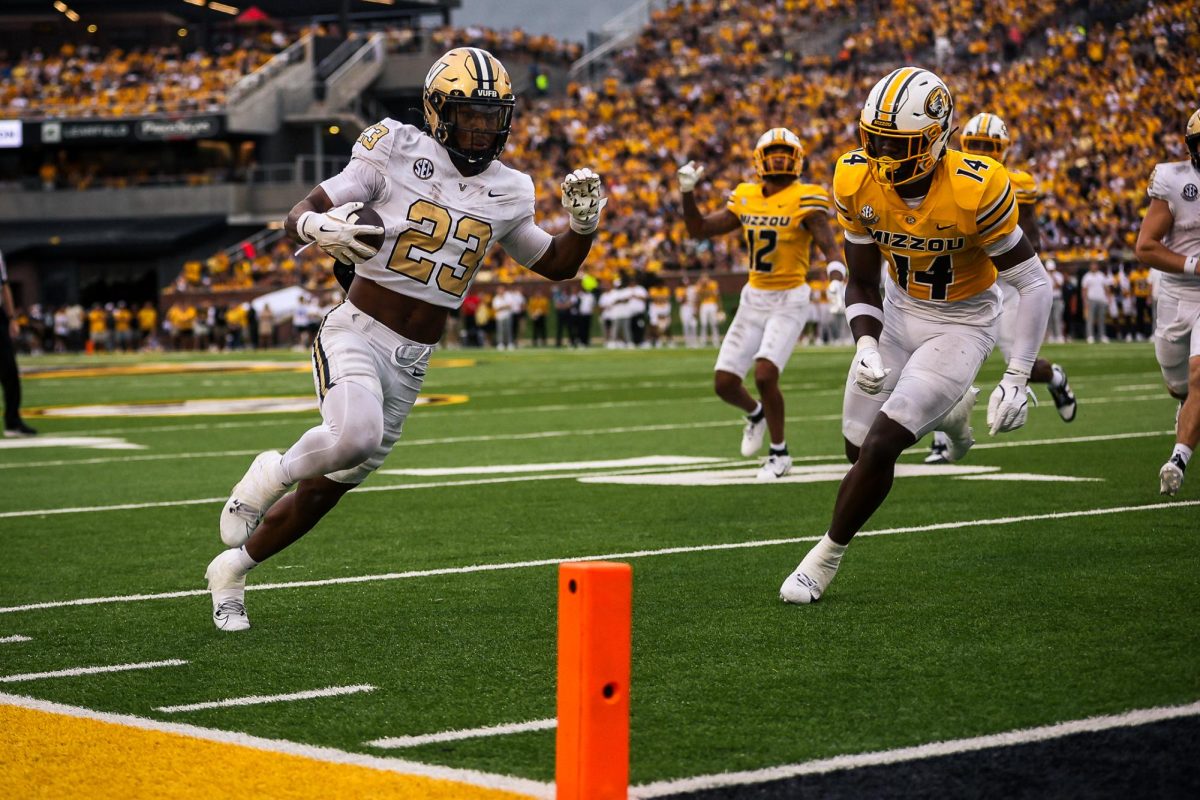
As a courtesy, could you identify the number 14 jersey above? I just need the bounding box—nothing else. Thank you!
[833,148,1019,307]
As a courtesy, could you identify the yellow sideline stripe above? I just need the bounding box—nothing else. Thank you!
[23,358,476,381]
[0,704,540,800]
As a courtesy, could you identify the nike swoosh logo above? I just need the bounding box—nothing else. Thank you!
[487,190,505,197]
[936,223,955,230]
[319,225,337,232]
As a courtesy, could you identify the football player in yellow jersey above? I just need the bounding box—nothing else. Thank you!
[678,127,842,480]
[780,67,1052,604]
[925,111,1077,464]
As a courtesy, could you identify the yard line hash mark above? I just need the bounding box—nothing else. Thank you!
[0,635,32,644]
[629,700,1200,797]
[155,684,375,714]
[0,659,187,683]
[367,718,557,749]
[1,500,1195,615]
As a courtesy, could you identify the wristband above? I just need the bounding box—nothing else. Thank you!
[1185,255,1198,275]
[855,335,879,351]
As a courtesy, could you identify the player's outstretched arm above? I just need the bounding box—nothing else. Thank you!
[989,233,1052,434]
[678,162,740,239]
[1136,199,1198,275]
[527,169,607,281]
[843,239,888,394]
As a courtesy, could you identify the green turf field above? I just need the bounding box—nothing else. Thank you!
[1,342,1197,796]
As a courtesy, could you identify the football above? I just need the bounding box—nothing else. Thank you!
[347,204,387,256]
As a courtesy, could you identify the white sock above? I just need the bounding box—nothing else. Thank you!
[1171,444,1192,468]
[232,545,258,573]
[770,441,787,453]
[932,431,950,449]
[799,534,847,587]
[747,402,763,420]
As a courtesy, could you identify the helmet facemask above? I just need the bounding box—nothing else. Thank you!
[430,94,515,164]
[755,143,804,179]
[859,120,949,187]
[960,133,1008,162]
[1187,109,1200,172]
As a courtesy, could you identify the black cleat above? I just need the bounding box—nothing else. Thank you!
[1048,364,1077,422]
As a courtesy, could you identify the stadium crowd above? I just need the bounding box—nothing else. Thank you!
[4,0,1197,353]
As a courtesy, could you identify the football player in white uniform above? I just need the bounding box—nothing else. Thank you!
[925,112,1076,464]
[205,48,607,631]
[1136,107,1200,496]
[778,68,1052,604]
[679,128,842,480]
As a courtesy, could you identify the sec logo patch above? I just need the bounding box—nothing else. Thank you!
[1182,184,1198,202]
[413,158,435,180]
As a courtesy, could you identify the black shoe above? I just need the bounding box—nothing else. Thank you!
[4,422,38,438]
[1047,364,1077,422]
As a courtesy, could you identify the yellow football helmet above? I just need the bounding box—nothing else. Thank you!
[859,66,954,187]
[423,47,515,164]
[1187,107,1200,171]
[753,127,805,179]
[961,112,1011,162]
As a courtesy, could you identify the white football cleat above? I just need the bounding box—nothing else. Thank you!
[220,451,288,547]
[1159,459,1185,496]
[779,568,824,604]
[741,414,766,457]
[940,387,979,462]
[924,432,951,464]
[206,550,249,632]
[757,453,793,481]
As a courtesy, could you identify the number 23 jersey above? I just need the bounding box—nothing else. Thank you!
[833,148,1019,307]
[320,119,552,309]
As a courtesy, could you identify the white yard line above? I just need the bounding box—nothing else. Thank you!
[0,659,187,683]
[379,456,724,477]
[155,684,375,714]
[905,429,1172,456]
[0,691,552,798]
[629,700,1200,797]
[2,500,1195,616]
[0,460,750,519]
[0,449,263,471]
[367,718,557,749]
[0,634,31,644]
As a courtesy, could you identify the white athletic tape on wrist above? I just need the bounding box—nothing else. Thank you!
[846,303,883,324]
[1185,255,1199,275]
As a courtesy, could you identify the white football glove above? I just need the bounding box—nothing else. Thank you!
[677,160,705,193]
[561,168,607,235]
[297,202,384,265]
[853,335,891,395]
[987,370,1031,435]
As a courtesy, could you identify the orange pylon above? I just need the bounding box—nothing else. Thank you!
[556,561,631,800]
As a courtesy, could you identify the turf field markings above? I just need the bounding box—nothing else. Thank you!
[155,684,375,714]
[627,700,1200,797]
[941,429,1174,454]
[0,634,31,644]
[0,448,264,470]
[0,659,187,683]
[1113,383,1165,392]
[579,464,1001,486]
[2,500,1196,616]
[367,718,557,749]
[379,456,725,476]
[0,692,552,798]
[956,472,1103,482]
[0,436,145,451]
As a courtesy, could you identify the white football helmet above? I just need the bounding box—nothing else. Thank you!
[859,67,954,187]
[961,112,1011,162]
[753,127,805,179]
[1187,107,1200,171]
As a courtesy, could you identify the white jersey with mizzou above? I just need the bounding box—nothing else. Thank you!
[1147,159,1200,300]
[320,119,552,309]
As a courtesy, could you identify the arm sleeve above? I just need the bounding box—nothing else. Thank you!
[499,216,553,268]
[997,252,1052,376]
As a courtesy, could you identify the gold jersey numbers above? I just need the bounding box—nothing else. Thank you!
[387,200,494,298]
[357,123,391,151]
[726,181,830,291]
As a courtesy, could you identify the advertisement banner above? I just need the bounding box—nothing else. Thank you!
[38,116,223,145]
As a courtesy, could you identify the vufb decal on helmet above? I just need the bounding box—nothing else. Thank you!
[423,47,516,165]
[961,112,1011,162]
[1187,107,1200,172]
[753,127,805,179]
[858,67,954,188]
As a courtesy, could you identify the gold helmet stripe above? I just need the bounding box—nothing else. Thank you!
[978,113,989,135]
[468,47,495,93]
[879,67,920,122]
